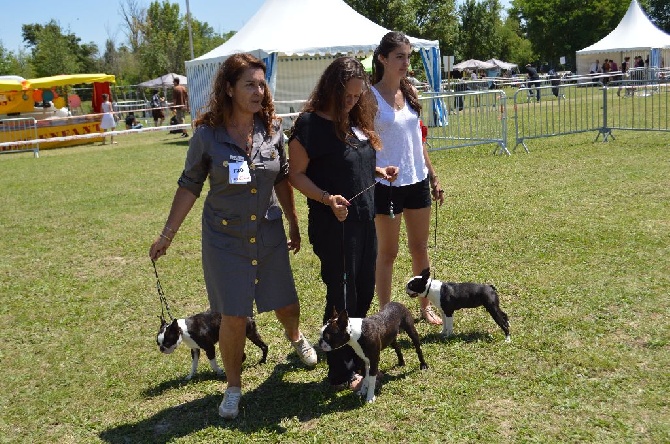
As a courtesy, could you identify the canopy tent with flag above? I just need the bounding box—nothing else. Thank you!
[452,59,497,71]
[138,73,187,88]
[185,0,444,124]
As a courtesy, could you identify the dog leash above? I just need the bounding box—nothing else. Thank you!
[151,259,176,322]
[335,180,380,312]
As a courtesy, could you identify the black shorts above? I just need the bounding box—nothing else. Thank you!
[375,178,431,215]
[152,109,164,120]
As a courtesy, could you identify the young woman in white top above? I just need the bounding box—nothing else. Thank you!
[371,31,445,324]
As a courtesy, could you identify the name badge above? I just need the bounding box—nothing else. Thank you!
[229,161,251,184]
[351,126,368,141]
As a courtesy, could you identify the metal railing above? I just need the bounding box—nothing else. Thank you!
[0,117,39,158]
[513,78,670,151]
[420,90,509,155]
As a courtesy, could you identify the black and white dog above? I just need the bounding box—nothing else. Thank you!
[156,311,268,380]
[406,267,511,342]
[318,302,429,403]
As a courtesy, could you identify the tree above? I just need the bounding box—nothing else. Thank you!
[21,20,99,77]
[457,0,505,61]
[646,0,670,32]
[510,0,630,69]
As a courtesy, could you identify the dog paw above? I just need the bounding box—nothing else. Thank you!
[184,374,194,381]
[366,395,376,403]
[420,363,429,370]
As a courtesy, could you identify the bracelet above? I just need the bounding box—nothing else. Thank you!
[164,225,177,234]
[320,190,330,205]
[159,233,173,242]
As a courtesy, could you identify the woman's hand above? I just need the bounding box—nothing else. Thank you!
[287,220,301,254]
[381,166,399,183]
[430,174,445,206]
[326,194,350,222]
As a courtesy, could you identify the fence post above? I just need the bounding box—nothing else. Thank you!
[596,86,614,142]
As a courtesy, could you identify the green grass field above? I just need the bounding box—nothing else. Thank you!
[0,127,668,443]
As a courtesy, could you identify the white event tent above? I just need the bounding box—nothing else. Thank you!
[576,0,670,75]
[185,0,441,117]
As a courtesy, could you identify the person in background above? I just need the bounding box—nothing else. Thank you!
[149,53,317,420]
[125,112,143,129]
[99,93,117,145]
[525,63,541,102]
[172,77,189,137]
[406,69,423,88]
[288,56,398,392]
[151,89,165,126]
[590,59,600,74]
[370,31,445,325]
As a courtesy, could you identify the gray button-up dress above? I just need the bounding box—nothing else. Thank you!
[178,118,298,316]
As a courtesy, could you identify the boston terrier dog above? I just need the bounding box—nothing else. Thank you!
[406,267,510,342]
[157,311,268,380]
[318,301,429,403]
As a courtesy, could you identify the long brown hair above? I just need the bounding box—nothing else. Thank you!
[302,57,380,150]
[372,31,422,116]
[194,53,276,134]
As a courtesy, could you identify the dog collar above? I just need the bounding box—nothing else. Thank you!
[421,278,432,297]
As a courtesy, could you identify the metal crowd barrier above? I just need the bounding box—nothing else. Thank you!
[513,78,670,151]
[420,90,509,155]
[513,82,604,152]
[604,79,670,139]
[0,117,39,158]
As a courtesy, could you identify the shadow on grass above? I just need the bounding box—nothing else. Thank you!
[419,331,494,344]
[161,138,190,147]
[99,360,365,443]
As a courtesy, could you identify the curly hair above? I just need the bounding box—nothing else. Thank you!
[371,31,422,116]
[302,56,381,150]
[194,53,276,134]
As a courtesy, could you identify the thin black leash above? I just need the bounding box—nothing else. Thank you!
[433,196,438,247]
[151,259,176,322]
[338,180,379,312]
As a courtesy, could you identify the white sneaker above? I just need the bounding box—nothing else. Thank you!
[286,332,318,367]
[218,387,242,419]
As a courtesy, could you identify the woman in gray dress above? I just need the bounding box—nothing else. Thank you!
[149,53,316,420]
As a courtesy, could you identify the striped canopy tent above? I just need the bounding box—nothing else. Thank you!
[185,0,442,121]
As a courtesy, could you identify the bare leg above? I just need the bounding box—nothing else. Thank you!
[374,214,402,308]
[274,301,301,341]
[404,207,440,322]
[220,314,247,389]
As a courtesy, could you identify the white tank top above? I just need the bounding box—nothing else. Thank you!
[371,86,427,186]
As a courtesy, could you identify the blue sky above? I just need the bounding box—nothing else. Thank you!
[0,0,266,52]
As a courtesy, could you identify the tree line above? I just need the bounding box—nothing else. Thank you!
[0,0,668,83]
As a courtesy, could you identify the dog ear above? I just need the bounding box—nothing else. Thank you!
[420,267,431,281]
[331,305,339,319]
[337,309,349,328]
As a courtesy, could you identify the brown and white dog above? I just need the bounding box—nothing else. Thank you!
[406,268,511,342]
[157,311,268,380]
[318,302,429,403]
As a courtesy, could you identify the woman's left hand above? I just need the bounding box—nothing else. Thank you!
[287,221,301,254]
[381,166,399,183]
[431,175,445,206]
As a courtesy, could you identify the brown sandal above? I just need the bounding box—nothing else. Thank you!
[421,305,443,325]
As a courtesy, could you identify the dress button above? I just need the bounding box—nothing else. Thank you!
[222,161,228,167]
[250,214,257,221]
[250,237,256,243]
[251,259,258,266]
[255,278,259,285]
[221,220,228,226]
[251,188,257,194]
[249,164,256,170]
